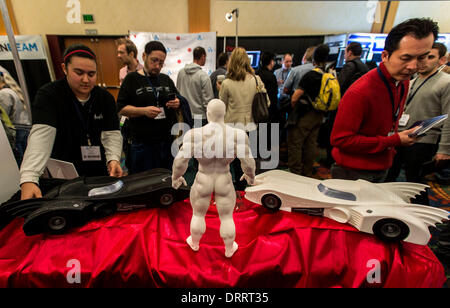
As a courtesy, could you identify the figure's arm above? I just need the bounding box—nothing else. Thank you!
[172,131,193,189]
[20,124,56,200]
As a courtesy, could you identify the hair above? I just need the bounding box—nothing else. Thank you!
[303,46,316,63]
[313,44,330,65]
[227,47,254,81]
[284,53,293,61]
[63,44,96,66]
[433,42,447,59]
[144,41,167,55]
[217,52,228,67]
[193,47,206,61]
[346,42,363,57]
[261,51,275,67]
[116,38,138,59]
[384,18,439,56]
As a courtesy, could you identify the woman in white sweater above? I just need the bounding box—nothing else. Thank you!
[219,47,269,190]
[219,47,269,131]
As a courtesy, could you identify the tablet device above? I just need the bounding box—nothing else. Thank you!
[408,114,448,138]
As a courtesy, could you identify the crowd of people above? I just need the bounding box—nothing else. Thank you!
[0,17,449,202]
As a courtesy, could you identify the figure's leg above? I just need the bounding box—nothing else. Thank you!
[188,180,212,251]
[215,187,238,258]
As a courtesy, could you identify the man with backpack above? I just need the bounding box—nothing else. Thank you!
[338,42,369,96]
[288,44,340,177]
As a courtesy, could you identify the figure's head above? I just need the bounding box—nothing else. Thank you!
[345,42,363,62]
[417,42,447,76]
[116,38,138,65]
[382,18,438,81]
[142,41,167,76]
[227,47,254,81]
[193,47,207,66]
[206,99,226,123]
[61,44,97,99]
[282,54,293,70]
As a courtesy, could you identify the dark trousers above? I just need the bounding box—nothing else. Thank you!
[287,110,323,177]
[386,143,438,183]
[331,164,388,183]
[130,140,174,174]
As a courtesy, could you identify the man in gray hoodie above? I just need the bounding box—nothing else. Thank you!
[177,47,214,125]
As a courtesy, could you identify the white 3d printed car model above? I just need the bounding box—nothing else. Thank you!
[245,170,449,245]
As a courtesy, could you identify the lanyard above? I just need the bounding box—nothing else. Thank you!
[144,71,160,106]
[72,98,93,146]
[377,67,405,123]
[406,70,439,106]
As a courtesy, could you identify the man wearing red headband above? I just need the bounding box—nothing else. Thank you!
[20,44,123,200]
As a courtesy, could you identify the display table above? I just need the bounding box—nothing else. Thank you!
[0,193,446,288]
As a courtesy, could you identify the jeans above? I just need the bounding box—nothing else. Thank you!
[14,128,30,167]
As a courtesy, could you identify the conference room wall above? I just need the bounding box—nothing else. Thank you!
[9,1,450,37]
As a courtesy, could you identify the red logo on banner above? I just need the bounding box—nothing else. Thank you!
[188,48,192,52]
[178,60,181,64]
[176,36,181,41]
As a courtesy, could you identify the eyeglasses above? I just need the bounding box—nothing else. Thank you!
[149,57,165,67]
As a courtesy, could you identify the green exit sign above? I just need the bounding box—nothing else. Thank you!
[83,14,95,24]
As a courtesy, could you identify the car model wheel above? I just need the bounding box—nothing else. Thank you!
[159,192,175,207]
[372,218,410,242]
[261,194,282,211]
[48,215,67,232]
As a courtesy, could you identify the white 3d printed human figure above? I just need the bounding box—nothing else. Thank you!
[172,99,255,258]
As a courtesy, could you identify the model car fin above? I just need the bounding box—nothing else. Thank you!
[404,204,449,227]
[376,183,429,203]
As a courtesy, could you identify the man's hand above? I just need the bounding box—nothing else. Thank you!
[143,106,164,119]
[108,160,123,177]
[20,182,42,200]
[172,176,187,189]
[166,98,180,109]
[398,127,419,146]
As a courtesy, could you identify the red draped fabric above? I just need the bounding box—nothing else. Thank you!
[0,193,446,288]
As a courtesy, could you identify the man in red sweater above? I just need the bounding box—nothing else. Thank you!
[330,18,439,182]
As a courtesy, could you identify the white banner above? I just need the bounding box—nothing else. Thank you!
[0,35,47,60]
[129,32,216,83]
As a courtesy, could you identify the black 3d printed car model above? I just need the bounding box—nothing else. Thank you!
[0,169,190,236]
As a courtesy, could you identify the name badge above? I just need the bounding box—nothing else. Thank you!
[399,113,410,127]
[81,146,101,161]
[154,107,166,120]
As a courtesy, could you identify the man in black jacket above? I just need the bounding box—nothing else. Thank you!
[256,51,279,152]
[338,42,369,96]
